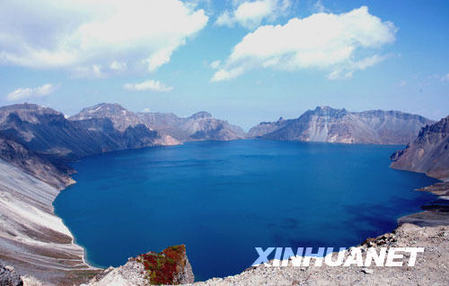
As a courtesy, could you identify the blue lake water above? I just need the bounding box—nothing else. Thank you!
[53,140,437,281]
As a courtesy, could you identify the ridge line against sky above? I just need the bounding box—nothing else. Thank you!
[0,0,448,129]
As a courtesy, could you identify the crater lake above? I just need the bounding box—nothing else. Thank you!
[54,140,437,281]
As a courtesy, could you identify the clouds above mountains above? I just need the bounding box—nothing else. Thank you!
[212,6,396,81]
[0,0,208,76]
[0,1,397,85]
[7,84,58,101]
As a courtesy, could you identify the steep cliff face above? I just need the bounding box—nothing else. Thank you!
[138,111,246,142]
[391,116,449,180]
[0,159,99,285]
[250,106,432,145]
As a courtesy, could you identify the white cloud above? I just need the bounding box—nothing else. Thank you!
[327,54,388,80]
[7,84,58,101]
[72,64,105,79]
[210,60,221,69]
[0,0,208,73]
[212,6,397,82]
[124,80,173,92]
[216,0,291,29]
[110,61,127,72]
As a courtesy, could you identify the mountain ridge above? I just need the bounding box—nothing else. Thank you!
[137,110,246,142]
[249,106,433,145]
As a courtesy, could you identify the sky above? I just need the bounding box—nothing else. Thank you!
[0,0,448,130]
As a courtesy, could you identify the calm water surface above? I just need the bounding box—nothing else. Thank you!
[54,140,437,280]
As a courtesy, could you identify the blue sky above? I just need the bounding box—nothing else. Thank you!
[0,0,448,129]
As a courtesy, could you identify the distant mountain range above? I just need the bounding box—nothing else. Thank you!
[391,116,449,180]
[249,106,433,145]
[70,103,246,143]
[0,103,438,183]
[0,103,440,188]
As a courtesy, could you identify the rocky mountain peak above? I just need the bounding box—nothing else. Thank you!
[70,103,143,132]
[73,103,127,118]
[311,106,347,117]
[314,105,333,111]
[422,116,449,135]
[0,103,62,124]
[189,111,212,120]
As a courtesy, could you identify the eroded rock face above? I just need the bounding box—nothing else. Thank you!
[248,106,432,145]
[84,245,194,286]
[391,116,449,180]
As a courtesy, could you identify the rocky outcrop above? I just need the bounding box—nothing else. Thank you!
[249,106,432,145]
[137,111,246,142]
[391,116,449,180]
[84,245,194,286]
[0,264,23,286]
[0,159,99,285]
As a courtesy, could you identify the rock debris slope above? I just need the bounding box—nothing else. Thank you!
[0,159,99,285]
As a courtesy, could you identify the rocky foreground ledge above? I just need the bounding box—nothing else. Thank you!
[186,223,449,286]
[82,245,194,286]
